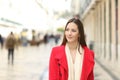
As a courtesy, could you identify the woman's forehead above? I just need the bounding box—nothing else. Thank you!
[67,22,78,28]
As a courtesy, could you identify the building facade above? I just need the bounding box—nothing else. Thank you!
[79,0,120,70]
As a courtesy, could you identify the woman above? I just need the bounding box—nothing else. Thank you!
[49,18,95,80]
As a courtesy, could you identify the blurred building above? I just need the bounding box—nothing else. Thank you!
[0,18,23,38]
[78,0,120,71]
[71,0,81,15]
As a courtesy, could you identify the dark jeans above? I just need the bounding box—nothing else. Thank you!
[8,48,14,64]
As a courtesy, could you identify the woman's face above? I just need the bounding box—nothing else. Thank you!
[65,22,80,43]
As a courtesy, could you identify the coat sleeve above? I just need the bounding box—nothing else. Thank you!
[49,48,59,80]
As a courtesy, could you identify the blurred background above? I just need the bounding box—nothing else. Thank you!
[0,0,120,80]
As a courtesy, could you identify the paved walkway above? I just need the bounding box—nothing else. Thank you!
[0,41,119,80]
[0,43,54,80]
[94,60,113,80]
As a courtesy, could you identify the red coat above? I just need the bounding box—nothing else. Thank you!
[49,45,95,80]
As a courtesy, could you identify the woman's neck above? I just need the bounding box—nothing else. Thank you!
[67,42,78,50]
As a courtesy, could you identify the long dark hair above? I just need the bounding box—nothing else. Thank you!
[61,18,87,47]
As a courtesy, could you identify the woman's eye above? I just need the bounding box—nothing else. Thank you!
[65,28,77,32]
[72,29,76,32]
[65,28,69,31]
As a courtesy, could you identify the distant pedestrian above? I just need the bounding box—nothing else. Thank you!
[5,32,17,65]
[54,34,60,44]
[43,33,48,43]
[0,34,4,49]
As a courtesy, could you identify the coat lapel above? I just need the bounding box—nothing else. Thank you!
[81,47,94,80]
[55,45,68,72]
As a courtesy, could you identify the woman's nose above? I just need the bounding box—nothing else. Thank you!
[68,30,72,35]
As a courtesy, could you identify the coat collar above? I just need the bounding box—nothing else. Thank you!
[55,45,68,72]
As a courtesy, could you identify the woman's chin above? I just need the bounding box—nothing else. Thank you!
[67,40,74,43]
